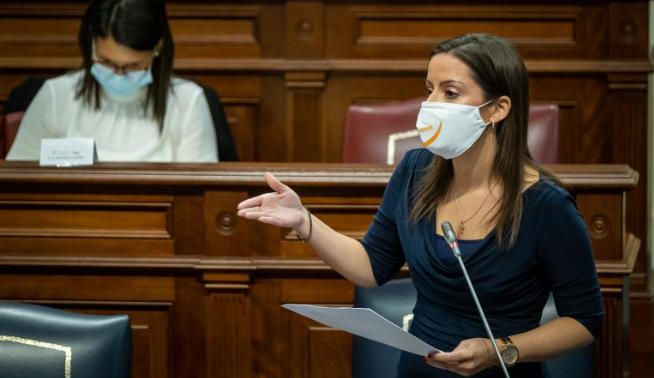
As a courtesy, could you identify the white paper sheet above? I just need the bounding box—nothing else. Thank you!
[282,304,440,356]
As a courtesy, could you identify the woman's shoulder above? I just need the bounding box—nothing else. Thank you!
[398,148,433,171]
[170,76,204,98]
[31,70,84,99]
[45,70,84,89]
[525,176,574,210]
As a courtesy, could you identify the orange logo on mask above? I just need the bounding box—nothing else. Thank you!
[419,121,443,147]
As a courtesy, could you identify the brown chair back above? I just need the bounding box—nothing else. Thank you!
[2,111,24,158]
[342,98,559,164]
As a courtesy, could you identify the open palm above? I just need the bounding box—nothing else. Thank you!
[237,172,306,229]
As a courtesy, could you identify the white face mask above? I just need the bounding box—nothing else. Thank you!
[415,100,493,159]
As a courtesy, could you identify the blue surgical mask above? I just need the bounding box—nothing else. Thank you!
[90,63,153,98]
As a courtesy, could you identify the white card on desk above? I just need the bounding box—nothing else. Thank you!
[282,304,441,356]
[39,138,96,167]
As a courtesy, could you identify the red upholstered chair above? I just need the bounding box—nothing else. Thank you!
[341,98,559,165]
[526,104,559,164]
[0,115,7,159]
[1,112,24,158]
[0,115,5,158]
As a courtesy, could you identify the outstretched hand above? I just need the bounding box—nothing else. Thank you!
[237,172,307,231]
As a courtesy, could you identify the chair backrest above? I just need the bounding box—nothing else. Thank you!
[202,85,239,161]
[0,115,5,158]
[0,301,132,378]
[352,278,417,378]
[539,294,596,378]
[342,98,560,165]
[3,111,24,157]
[352,279,594,378]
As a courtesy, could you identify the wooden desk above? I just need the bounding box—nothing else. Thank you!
[0,162,638,378]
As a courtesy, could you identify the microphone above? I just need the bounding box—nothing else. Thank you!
[441,221,510,378]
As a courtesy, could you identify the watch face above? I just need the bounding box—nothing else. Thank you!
[502,345,519,365]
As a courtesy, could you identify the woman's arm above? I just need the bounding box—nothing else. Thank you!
[6,82,56,160]
[426,318,592,376]
[509,316,593,362]
[237,173,377,287]
[176,87,218,162]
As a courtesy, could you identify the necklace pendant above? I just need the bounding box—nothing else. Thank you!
[458,222,464,238]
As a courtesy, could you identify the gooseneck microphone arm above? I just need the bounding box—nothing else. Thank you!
[441,221,510,378]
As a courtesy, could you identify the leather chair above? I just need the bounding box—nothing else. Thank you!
[2,111,23,158]
[352,279,594,378]
[0,301,132,378]
[0,115,5,158]
[539,293,595,378]
[341,98,559,165]
[0,112,24,159]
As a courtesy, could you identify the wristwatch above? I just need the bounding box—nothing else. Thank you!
[499,337,519,367]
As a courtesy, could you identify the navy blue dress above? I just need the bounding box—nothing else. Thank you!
[361,149,603,378]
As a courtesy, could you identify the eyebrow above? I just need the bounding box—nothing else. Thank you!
[95,54,144,67]
[425,79,466,87]
[439,80,466,87]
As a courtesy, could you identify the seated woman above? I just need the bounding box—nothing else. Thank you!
[7,0,218,162]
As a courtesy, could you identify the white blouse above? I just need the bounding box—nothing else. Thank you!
[7,70,218,162]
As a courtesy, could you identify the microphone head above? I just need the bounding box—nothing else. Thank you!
[441,221,457,243]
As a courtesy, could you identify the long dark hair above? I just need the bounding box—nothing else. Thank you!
[76,0,174,128]
[410,33,561,248]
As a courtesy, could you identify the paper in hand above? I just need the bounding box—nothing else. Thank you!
[282,304,440,356]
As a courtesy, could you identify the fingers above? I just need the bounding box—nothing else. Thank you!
[424,339,491,377]
[428,351,470,364]
[237,208,283,227]
[264,172,290,194]
[237,194,267,210]
[237,173,289,210]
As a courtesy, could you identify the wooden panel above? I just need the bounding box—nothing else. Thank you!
[0,274,175,301]
[0,201,171,238]
[207,293,252,377]
[607,77,649,292]
[168,5,263,58]
[286,72,325,162]
[357,15,576,45]
[576,192,624,261]
[0,196,174,255]
[308,328,351,378]
[0,12,81,59]
[172,276,208,378]
[281,279,354,304]
[204,190,250,256]
[326,4,612,59]
[283,279,354,378]
[609,2,649,59]
[128,308,171,378]
[285,1,325,59]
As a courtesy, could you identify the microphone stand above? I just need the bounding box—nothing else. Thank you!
[441,221,510,378]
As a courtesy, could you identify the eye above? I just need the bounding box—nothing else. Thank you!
[424,87,433,95]
[445,89,459,99]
